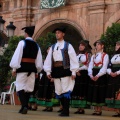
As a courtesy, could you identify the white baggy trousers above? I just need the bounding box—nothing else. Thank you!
[54,76,75,95]
[15,72,35,92]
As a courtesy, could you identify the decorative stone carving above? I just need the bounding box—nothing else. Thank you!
[41,0,66,9]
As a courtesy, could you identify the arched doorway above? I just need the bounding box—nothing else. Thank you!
[36,23,84,52]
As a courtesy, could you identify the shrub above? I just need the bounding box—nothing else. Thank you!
[101,23,120,55]
[36,32,56,59]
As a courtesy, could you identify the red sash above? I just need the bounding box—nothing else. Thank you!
[94,53,106,67]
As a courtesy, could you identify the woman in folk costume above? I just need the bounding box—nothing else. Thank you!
[10,26,43,114]
[106,41,120,117]
[37,46,59,112]
[43,27,79,117]
[87,40,109,115]
[71,40,92,114]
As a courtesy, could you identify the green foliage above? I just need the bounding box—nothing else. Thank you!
[101,23,120,55]
[4,36,24,62]
[36,32,56,59]
[0,36,24,91]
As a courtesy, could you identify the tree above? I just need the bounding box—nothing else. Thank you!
[101,23,120,55]
[36,32,56,59]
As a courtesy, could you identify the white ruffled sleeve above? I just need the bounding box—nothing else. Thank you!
[68,44,79,76]
[88,55,94,77]
[107,68,112,75]
[96,54,109,77]
[35,47,43,73]
[9,41,24,71]
[43,47,52,75]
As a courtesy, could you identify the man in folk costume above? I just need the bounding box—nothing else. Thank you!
[43,27,79,117]
[10,26,43,114]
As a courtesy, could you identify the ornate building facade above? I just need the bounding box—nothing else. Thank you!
[0,0,120,46]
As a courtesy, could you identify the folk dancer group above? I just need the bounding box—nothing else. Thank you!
[10,26,120,117]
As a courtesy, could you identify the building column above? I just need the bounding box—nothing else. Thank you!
[13,0,34,35]
[88,0,106,46]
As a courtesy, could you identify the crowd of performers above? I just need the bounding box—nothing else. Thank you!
[10,26,120,117]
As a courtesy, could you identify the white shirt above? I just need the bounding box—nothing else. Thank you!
[43,40,79,76]
[107,54,120,75]
[77,54,88,70]
[88,52,109,77]
[10,37,43,73]
[53,41,63,61]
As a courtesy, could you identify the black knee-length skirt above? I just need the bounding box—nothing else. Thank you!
[87,68,107,106]
[106,66,120,108]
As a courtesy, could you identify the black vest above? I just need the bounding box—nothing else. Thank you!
[16,39,39,73]
[52,41,70,69]
[51,41,71,78]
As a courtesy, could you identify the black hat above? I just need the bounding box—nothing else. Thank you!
[80,40,92,49]
[22,26,35,37]
[53,27,66,33]
[85,40,92,50]
[93,40,105,47]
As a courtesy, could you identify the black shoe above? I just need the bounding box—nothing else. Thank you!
[18,106,24,113]
[59,113,69,117]
[112,113,120,117]
[74,110,80,114]
[31,108,37,111]
[21,107,28,114]
[42,108,48,111]
[96,111,102,116]
[47,108,53,112]
[57,109,63,113]
[79,110,85,114]
[92,111,97,115]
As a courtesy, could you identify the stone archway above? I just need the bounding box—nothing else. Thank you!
[34,19,87,51]
[34,21,86,51]
[34,19,87,40]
